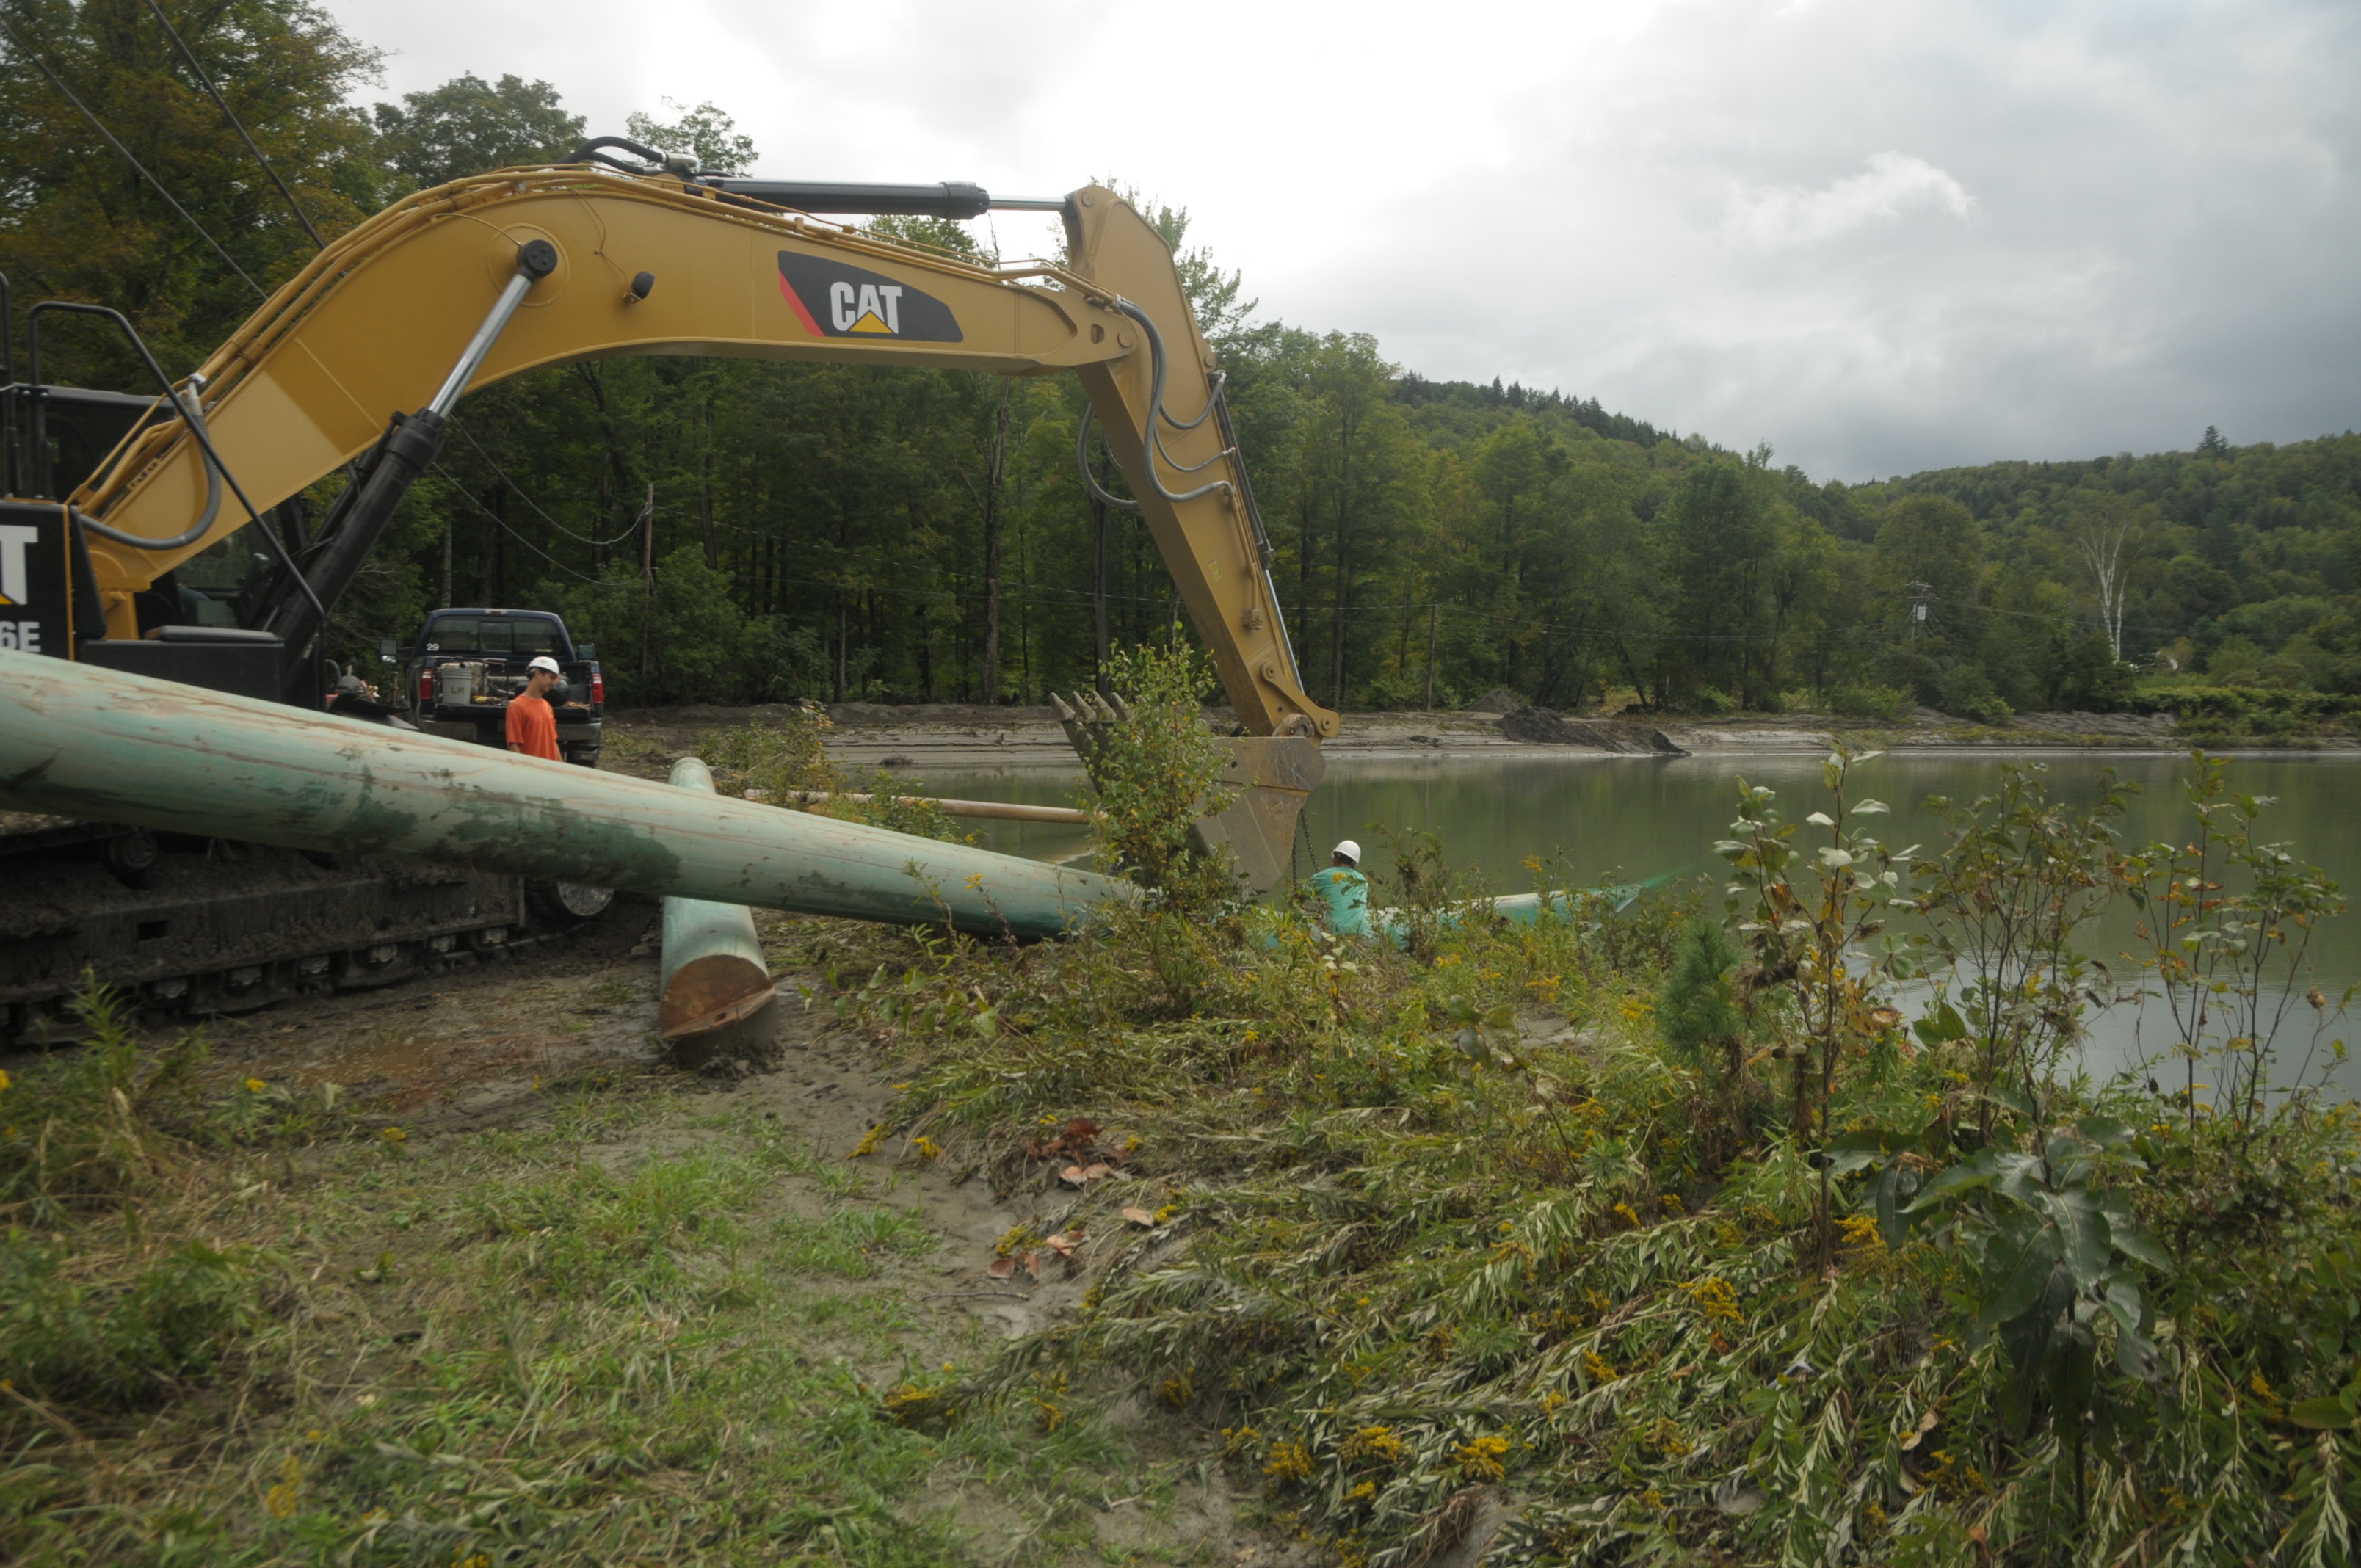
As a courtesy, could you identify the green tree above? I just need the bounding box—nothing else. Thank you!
[1661,460,1778,707]
[0,0,381,388]
[1871,494,1981,629]
[1871,493,1983,700]
[1281,333,1418,708]
[371,72,582,189]
[624,98,755,175]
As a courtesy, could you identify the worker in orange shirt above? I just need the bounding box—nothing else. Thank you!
[505,655,564,761]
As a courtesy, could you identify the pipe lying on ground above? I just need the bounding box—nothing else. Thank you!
[766,790,1090,825]
[660,756,777,1059]
[0,653,1134,939]
[1349,886,1650,948]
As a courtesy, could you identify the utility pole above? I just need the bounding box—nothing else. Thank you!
[979,382,1009,704]
[1090,432,1111,697]
[1907,581,1932,655]
[1424,603,1438,711]
[638,482,655,685]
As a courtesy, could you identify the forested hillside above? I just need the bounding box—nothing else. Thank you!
[6,1,2357,714]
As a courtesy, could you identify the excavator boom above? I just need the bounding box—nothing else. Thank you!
[0,157,1338,894]
[59,164,1338,760]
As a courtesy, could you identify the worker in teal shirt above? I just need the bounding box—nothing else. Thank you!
[1312,838,1370,937]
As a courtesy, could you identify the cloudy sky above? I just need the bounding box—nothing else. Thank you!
[336,0,2360,482]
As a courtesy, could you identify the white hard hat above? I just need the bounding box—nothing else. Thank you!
[1332,839,1361,865]
[527,655,562,676]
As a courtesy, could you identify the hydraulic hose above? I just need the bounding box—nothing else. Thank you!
[1110,299,1236,506]
[1073,300,1238,509]
[1157,369,1225,432]
[29,300,327,636]
[1076,407,1139,512]
[74,380,222,553]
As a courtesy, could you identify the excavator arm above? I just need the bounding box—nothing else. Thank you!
[36,159,1333,888]
[70,164,1336,737]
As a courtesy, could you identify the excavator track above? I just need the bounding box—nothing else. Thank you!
[1,812,619,1043]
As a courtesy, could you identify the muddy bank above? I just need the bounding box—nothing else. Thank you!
[602,699,2252,773]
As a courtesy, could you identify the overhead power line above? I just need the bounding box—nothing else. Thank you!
[0,15,265,300]
[432,462,601,582]
[447,418,645,548]
[137,0,324,250]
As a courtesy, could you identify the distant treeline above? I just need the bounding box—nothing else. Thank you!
[7,1,2356,714]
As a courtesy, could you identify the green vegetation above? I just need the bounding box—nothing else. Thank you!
[6,713,2359,1563]
[0,975,1176,1566]
[1075,641,1236,913]
[846,747,2357,1565]
[10,6,2355,725]
[693,708,968,842]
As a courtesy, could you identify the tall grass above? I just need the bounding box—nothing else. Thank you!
[859,753,2361,1567]
[0,981,272,1418]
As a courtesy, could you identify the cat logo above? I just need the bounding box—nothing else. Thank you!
[777,253,962,343]
[0,518,63,653]
[0,523,35,607]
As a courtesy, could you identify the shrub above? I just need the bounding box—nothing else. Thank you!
[1934,661,2012,725]
[695,708,834,798]
[1079,641,1237,912]
[1655,917,1741,1075]
[1827,683,1912,720]
[694,711,965,842]
[2152,685,2361,744]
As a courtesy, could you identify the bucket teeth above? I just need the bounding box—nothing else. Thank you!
[1052,691,1097,774]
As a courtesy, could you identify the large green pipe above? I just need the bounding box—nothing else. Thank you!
[0,653,1134,937]
[661,756,777,1058]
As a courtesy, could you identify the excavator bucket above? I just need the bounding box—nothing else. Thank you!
[1051,692,1324,896]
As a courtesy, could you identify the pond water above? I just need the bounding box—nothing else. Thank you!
[916,750,2360,1100]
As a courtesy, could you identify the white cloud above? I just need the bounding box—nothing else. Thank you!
[324,0,2360,479]
[1723,152,1974,249]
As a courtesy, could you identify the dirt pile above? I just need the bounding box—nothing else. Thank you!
[2013,710,2179,737]
[1496,705,1686,755]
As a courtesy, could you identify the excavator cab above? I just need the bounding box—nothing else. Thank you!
[0,304,326,703]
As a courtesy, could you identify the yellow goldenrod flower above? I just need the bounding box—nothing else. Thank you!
[1451,1434,1510,1481]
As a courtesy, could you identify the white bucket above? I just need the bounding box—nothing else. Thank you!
[437,661,480,704]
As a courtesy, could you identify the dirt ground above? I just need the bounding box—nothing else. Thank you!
[181,896,1310,1564]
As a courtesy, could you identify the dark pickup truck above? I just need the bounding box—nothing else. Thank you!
[384,609,603,767]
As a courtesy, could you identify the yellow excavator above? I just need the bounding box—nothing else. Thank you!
[0,142,1334,1031]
